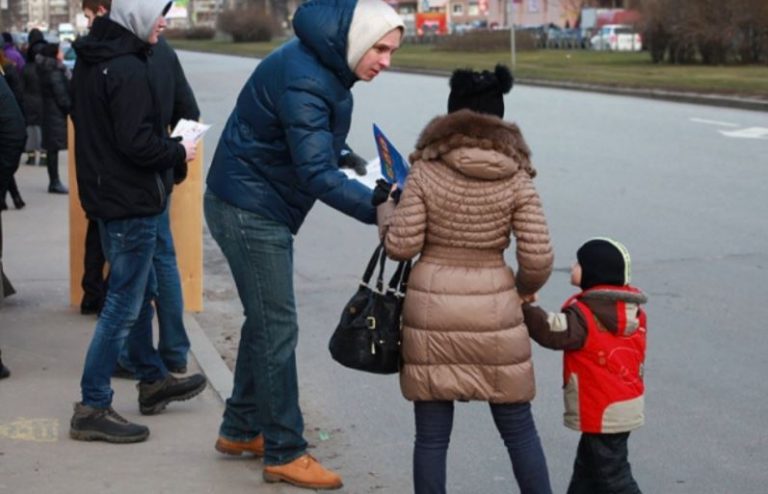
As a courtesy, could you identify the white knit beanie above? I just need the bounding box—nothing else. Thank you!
[346,0,404,72]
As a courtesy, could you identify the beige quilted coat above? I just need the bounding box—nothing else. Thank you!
[384,109,554,403]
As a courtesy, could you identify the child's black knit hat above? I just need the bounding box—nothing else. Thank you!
[577,238,632,290]
[447,64,513,118]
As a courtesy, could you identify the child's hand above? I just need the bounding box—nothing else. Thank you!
[520,293,538,304]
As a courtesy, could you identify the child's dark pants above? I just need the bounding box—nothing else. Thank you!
[567,432,641,494]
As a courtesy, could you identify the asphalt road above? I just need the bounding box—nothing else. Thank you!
[179,49,768,493]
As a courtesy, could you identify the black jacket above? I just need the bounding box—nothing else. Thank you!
[1,62,24,112]
[148,37,199,184]
[149,37,199,130]
[71,16,186,221]
[37,55,70,151]
[0,75,25,194]
[22,40,46,126]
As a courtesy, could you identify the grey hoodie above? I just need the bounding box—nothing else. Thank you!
[110,0,171,43]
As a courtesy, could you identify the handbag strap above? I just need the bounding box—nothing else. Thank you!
[361,243,384,286]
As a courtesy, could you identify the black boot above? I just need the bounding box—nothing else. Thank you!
[8,178,25,209]
[46,151,67,194]
[48,181,68,194]
[137,373,207,415]
[69,402,149,443]
[0,349,10,379]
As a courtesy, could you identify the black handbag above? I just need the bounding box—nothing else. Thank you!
[329,243,411,374]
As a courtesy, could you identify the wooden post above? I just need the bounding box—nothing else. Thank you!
[67,118,204,312]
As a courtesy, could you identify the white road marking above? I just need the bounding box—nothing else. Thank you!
[690,118,739,127]
[718,127,768,139]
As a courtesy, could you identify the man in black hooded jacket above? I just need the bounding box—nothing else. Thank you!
[69,0,206,444]
[79,0,201,385]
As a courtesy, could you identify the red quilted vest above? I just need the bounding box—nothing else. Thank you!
[562,286,647,433]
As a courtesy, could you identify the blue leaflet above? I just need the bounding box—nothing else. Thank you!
[373,124,409,188]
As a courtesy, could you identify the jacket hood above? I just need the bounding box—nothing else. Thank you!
[111,0,172,43]
[73,16,147,64]
[580,285,647,337]
[293,0,357,87]
[410,109,536,180]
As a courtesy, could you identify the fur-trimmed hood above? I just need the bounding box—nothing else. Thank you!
[409,109,535,180]
[580,285,648,337]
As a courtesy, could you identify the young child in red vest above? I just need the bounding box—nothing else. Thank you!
[523,237,647,494]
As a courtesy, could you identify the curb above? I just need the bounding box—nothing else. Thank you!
[184,312,232,403]
[388,66,768,113]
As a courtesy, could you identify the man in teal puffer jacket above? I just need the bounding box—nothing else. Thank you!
[205,0,403,489]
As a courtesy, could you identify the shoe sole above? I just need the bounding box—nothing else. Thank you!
[263,471,343,490]
[139,380,207,415]
[69,428,149,443]
[215,441,264,457]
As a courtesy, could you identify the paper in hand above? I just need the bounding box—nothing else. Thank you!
[373,124,409,188]
[171,119,211,143]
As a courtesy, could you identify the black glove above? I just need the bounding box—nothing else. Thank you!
[339,150,368,176]
[391,187,402,204]
[371,179,391,206]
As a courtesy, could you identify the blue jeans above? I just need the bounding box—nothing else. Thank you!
[118,200,189,372]
[204,191,307,465]
[80,216,168,409]
[413,401,552,494]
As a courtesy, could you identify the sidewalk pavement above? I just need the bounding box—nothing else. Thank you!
[0,161,306,493]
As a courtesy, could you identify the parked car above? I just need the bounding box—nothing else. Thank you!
[590,24,641,51]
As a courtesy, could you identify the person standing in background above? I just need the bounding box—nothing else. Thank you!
[0,51,26,210]
[1,33,25,72]
[36,43,70,194]
[0,74,27,377]
[22,29,47,168]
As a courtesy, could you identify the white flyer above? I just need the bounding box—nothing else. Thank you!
[171,119,211,143]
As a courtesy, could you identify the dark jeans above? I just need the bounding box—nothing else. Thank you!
[413,401,552,494]
[81,218,106,310]
[79,215,167,408]
[567,432,641,494]
[204,191,307,465]
[118,200,189,371]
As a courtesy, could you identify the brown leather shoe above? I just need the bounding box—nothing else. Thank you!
[214,435,264,457]
[263,454,343,490]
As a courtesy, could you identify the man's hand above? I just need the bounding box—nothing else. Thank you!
[182,140,197,163]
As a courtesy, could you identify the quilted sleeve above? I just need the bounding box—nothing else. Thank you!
[384,163,427,261]
[510,174,554,295]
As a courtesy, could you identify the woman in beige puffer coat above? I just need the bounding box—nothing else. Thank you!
[381,65,554,494]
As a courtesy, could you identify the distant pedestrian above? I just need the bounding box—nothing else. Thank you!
[380,65,554,494]
[36,42,70,194]
[0,51,26,210]
[1,32,25,72]
[69,0,205,444]
[0,73,27,377]
[524,238,647,494]
[22,29,47,168]
[204,0,404,489]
